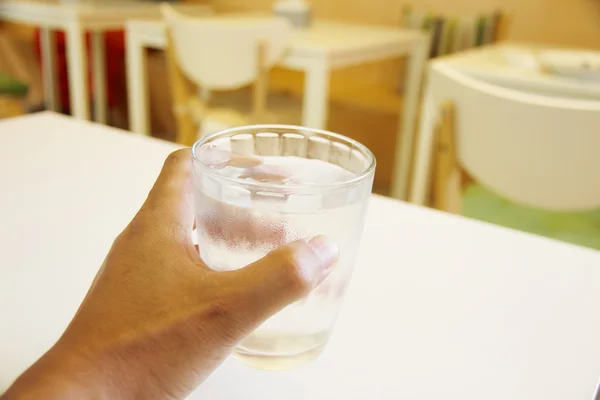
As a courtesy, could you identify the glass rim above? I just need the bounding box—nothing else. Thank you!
[191,124,376,191]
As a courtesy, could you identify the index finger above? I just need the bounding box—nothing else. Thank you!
[142,149,194,233]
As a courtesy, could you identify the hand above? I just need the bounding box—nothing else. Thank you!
[2,149,338,400]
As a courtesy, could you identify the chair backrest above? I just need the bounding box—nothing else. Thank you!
[414,62,600,211]
[161,5,292,90]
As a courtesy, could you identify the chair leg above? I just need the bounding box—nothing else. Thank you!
[428,119,442,207]
[251,41,268,123]
[432,101,459,212]
[164,31,198,146]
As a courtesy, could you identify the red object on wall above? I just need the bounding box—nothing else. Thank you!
[33,29,126,112]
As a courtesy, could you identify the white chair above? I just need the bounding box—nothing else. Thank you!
[160,5,301,145]
[411,62,600,215]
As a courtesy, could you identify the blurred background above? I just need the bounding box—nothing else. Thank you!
[1,0,600,251]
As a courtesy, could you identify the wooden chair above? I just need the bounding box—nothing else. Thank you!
[412,62,600,215]
[161,5,298,145]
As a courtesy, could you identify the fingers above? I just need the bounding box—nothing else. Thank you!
[225,236,339,325]
[140,149,194,235]
[197,199,289,249]
[197,146,292,182]
[238,164,292,183]
[195,148,294,248]
[197,147,262,169]
[138,148,293,249]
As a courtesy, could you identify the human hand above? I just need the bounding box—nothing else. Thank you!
[2,149,338,400]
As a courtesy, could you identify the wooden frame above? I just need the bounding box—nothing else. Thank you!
[164,27,269,145]
[252,41,267,122]
[429,100,473,213]
[164,30,198,146]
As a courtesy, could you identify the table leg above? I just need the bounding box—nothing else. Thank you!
[91,31,107,124]
[390,38,429,200]
[126,29,150,135]
[302,59,330,129]
[65,21,90,120]
[408,87,435,205]
[39,27,59,112]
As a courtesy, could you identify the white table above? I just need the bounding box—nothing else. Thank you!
[125,18,429,197]
[406,43,600,203]
[440,43,600,100]
[2,113,600,399]
[0,0,211,122]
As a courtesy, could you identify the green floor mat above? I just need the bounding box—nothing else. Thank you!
[462,184,600,250]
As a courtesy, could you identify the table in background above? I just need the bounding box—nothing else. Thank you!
[2,112,600,399]
[439,43,600,100]
[0,0,211,122]
[403,43,600,202]
[125,17,429,196]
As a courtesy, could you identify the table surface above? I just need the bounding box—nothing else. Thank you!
[127,17,426,57]
[441,42,600,100]
[1,113,600,399]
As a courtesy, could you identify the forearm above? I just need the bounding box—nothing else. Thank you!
[1,342,119,400]
[1,334,187,400]
[2,371,89,400]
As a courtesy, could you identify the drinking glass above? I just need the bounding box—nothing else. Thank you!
[192,125,375,370]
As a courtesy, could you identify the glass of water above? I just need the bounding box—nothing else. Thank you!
[191,125,375,370]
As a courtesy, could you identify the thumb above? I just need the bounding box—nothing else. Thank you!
[228,236,339,326]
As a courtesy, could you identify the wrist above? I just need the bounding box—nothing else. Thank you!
[2,340,120,400]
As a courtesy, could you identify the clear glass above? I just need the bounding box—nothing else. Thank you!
[192,125,375,370]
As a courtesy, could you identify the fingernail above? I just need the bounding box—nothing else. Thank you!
[227,154,263,168]
[307,235,339,270]
[247,164,293,183]
[198,147,232,168]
